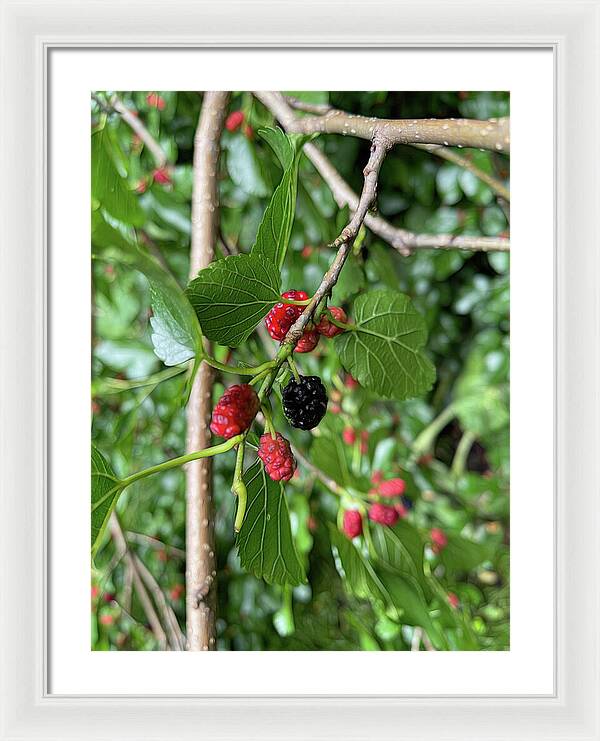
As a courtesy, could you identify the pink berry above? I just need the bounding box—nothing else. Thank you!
[257,433,296,482]
[315,307,348,338]
[265,290,308,340]
[225,110,244,132]
[378,478,406,498]
[447,592,460,609]
[210,384,260,439]
[342,427,357,445]
[342,510,363,539]
[368,503,400,527]
[430,527,448,553]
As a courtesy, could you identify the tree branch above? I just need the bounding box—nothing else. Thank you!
[256,92,509,255]
[411,143,510,202]
[108,513,167,650]
[108,94,168,167]
[284,136,389,344]
[255,91,510,153]
[185,91,229,652]
[133,553,185,651]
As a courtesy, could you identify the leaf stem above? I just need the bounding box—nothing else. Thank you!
[411,403,457,458]
[121,435,243,489]
[204,357,275,376]
[451,430,476,478]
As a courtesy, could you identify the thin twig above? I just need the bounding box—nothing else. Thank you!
[284,136,389,344]
[255,91,510,153]
[411,143,510,202]
[292,445,347,498]
[109,94,168,167]
[108,513,167,650]
[133,554,186,651]
[186,91,229,652]
[255,92,509,255]
[126,531,185,560]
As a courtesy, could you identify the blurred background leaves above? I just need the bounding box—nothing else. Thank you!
[91,91,509,651]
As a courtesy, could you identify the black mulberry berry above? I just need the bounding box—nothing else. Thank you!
[282,375,328,430]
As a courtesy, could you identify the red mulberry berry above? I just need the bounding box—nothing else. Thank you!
[378,478,406,498]
[264,290,309,340]
[315,306,348,338]
[210,384,259,439]
[360,429,369,455]
[430,527,448,554]
[225,110,244,132]
[146,92,166,110]
[257,433,296,481]
[368,503,400,527]
[393,501,408,519]
[152,166,172,185]
[342,510,363,539]
[371,470,384,485]
[295,328,319,353]
[345,374,359,389]
[342,427,356,445]
[447,592,460,609]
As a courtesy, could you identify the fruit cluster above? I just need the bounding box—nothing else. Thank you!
[342,474,412,539]
[264,288,348,354]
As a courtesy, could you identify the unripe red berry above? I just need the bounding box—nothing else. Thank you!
[210,384,260,439]
[368,503,400,527]
[91,585,99,600]
[371,470,384,485]
[257,432,296,481]
[393,501,408,518]
[430,527,448,554]
[315,306,348,338]
[225,110,244,132]
[345,374,359,389]
[135,178,147,194]
[99,613,114,626]
[264,290,309,340]
[447,592,460,609]
[243,124,254,139]
[295,328,319,353]
[146,92,166,110]
[342,427,356,445]
[360,429,369,455]
[342,510,363,539]
[378,478,406,498]
[301,245,313,259]
[152,166,172,185]
[330,403,341,414]
[169,584,184,600]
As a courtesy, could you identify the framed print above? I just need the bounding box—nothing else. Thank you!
[1,1,599,740]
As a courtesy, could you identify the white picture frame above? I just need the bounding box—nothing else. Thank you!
[1,1,599,739]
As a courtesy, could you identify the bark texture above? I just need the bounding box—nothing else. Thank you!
[185,91,229,651]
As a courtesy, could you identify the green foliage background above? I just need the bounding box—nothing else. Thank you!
[91,91,509,651]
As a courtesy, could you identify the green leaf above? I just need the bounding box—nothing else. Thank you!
[236,460,306,586]
[258,127,295,169]
[371,520,425,580]
[185,253,281,347]
[224,134,269,197]
[251,128,312,270]
[329,526,389,610]
[438,534,495,573]
[92,214,205,381]
[375,568,441,643]
[92,129,144,226]
[91,445,124,555]
[334,290,436,400]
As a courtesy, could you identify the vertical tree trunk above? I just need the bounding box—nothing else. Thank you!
[185,91,229,651]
